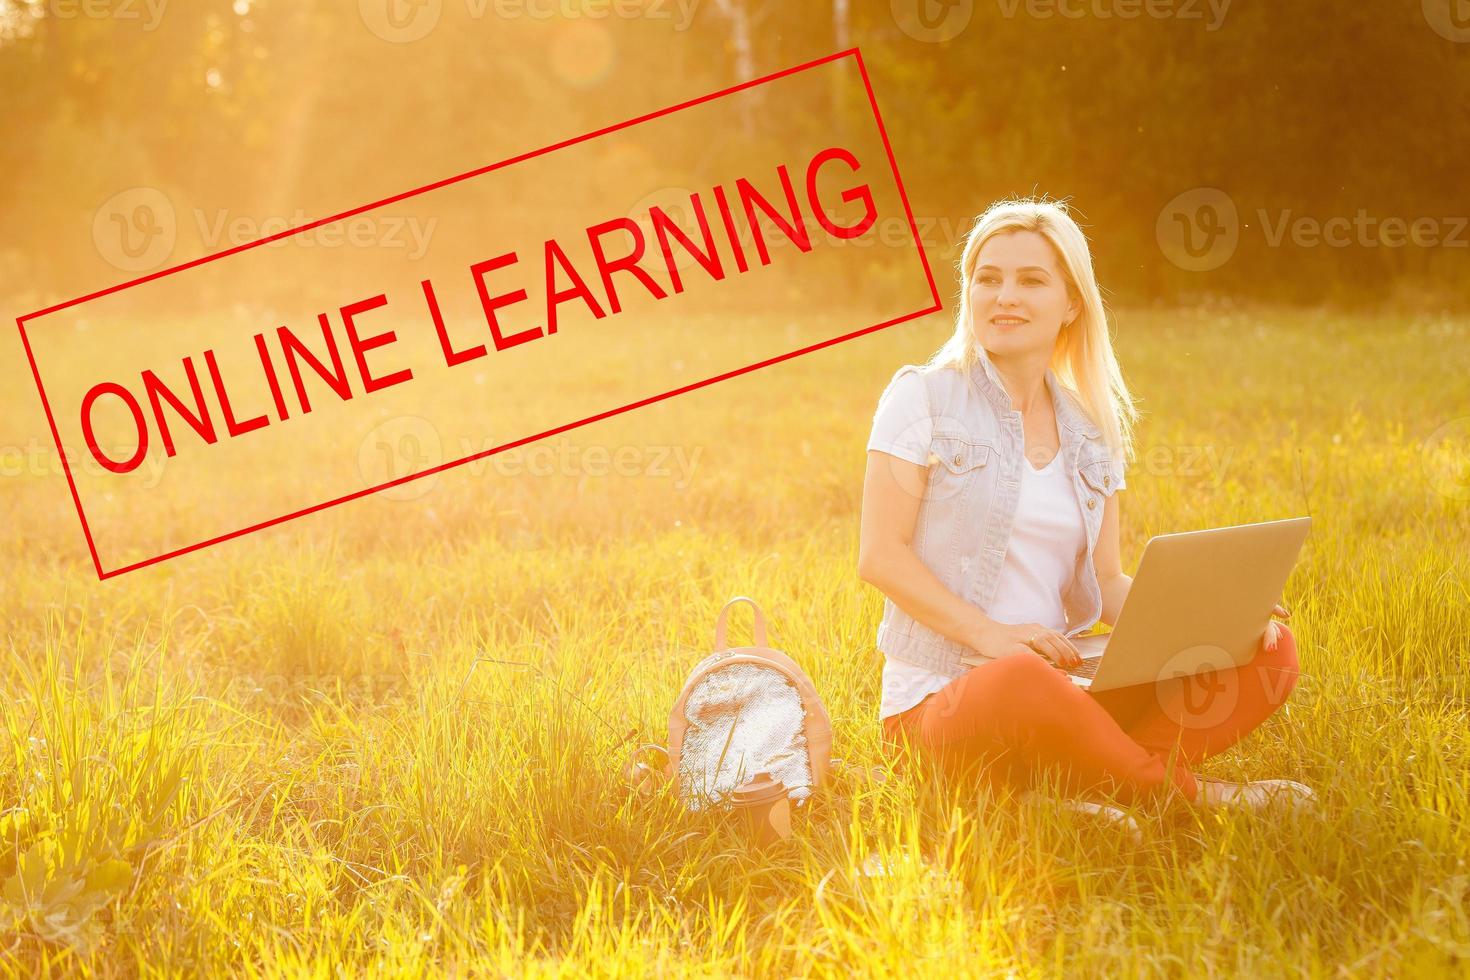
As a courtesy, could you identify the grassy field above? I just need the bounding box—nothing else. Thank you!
[2,307,1469,976]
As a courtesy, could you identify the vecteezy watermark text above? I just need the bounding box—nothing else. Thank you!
[357,415,702,500]
[357,0,701,43]
[195,209,437,260]
[889,0,1228,42]
[1,438,169,489]
[1157,188,1469,272]
[993,0,1230,30]
[93,188,439,273]
[42,0,167,29]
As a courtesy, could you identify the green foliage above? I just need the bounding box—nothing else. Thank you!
[3,3,1468,309]
[0,625,220,962]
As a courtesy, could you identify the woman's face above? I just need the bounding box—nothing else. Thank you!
[967,230,1079,361]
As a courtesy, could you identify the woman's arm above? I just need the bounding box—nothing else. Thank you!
[1092,491,1133,627]
[858,450,1081,666]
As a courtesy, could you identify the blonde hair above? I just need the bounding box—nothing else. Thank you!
[931,197,1138,460]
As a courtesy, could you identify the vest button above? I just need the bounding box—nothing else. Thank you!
[1087,498,1096,510]
[953,453,962,466]
[1104,475,1111,488]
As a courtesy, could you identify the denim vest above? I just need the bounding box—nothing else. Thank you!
[873,354,1124,679]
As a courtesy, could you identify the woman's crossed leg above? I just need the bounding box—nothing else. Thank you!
[882,625,1301,808]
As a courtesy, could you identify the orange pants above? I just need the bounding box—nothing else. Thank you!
[881,625,1301,806]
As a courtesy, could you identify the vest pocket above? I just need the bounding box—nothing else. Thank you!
[930,435,992,474]
[925,434,993,507]
[1079,457,1117,497]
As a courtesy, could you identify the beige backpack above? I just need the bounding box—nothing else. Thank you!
[625,597,834,813]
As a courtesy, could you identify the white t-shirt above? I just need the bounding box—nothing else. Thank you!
[867,371,1089,720]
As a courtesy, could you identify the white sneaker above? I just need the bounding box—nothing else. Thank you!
[1195,776,1317,813]
[1021,790,1143,841]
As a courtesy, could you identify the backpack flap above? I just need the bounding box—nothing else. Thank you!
[666,598,834,811]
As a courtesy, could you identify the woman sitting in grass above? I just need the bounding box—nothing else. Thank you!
[858,198,1312,825]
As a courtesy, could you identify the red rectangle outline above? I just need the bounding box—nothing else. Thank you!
[18,46,942,580]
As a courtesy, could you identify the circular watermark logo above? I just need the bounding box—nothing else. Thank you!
[1422,417,1470,501]
[1420,875,1470,957]
[882,413,979,504]
[1150,643,1241,732]
[357,415,443,500]
[93,186,176,273]
[359,0,442,42]
[1156,187,1239,272]
[891,0,973,42]
[1422,0,1470,42]
[627,185,707,274]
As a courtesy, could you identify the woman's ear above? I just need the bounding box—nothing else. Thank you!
[1065,293,1082,329]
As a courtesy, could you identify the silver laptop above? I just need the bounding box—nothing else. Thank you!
[982,517,1310,692]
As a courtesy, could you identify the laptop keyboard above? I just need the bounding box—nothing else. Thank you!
[1058,657,1103,680]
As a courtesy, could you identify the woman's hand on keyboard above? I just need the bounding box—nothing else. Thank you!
[969,621,1083,669]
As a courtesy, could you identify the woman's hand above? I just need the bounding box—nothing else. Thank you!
[969,621,1083,669]
[1263,602,1291,653]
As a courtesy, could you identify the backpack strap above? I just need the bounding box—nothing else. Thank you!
[714,596,769,651]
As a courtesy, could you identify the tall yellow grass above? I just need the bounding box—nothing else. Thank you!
[2,308,1468,975]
